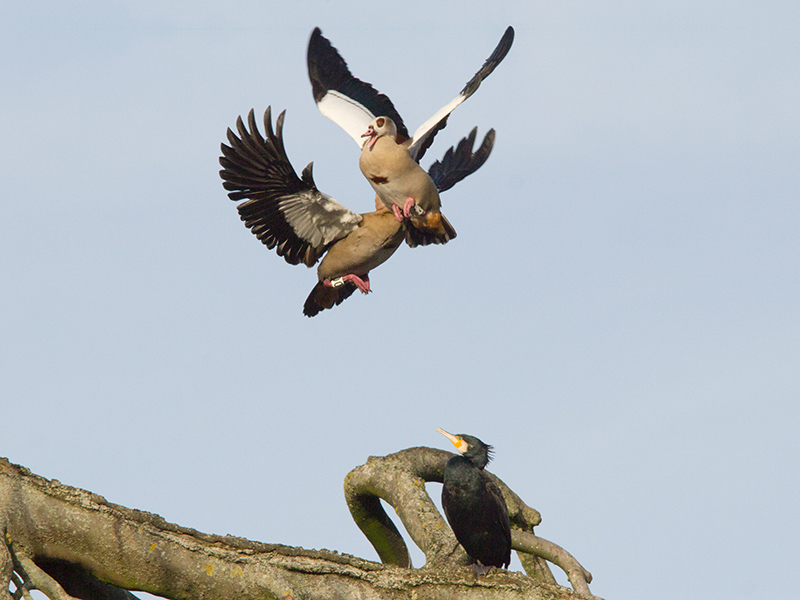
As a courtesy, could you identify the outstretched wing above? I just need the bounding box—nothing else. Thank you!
[219,107,362,268]
[427,127,495,193]
[307,27,409,147]
[403,127,495,248]
[408,26,514,163]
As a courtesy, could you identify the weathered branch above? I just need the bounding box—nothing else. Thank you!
[10,544,80,600]
[513,532,593,598]
[2,538,16,600]
[1,456,594,600]
[344,447,595,597]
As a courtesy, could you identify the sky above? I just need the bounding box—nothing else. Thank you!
[2,2,799,599]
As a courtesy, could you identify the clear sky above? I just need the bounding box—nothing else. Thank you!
[2,2,798,599]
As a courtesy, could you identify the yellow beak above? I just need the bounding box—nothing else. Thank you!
[436,428,468,454]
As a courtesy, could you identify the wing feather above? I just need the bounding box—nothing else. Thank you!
[307,27,409,146]
[409,26,514,162]
[219,107,362,267]
[427,127,495,193]
[484,474,512,568]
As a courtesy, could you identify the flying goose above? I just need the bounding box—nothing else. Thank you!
[219,107,495,317]
[307,26,514,247]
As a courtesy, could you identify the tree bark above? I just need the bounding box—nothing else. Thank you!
[1,456,597,600]
[344,447,594,596]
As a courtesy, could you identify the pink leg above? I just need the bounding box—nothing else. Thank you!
[324,273,371,294]
[391,204,404,222]
[403,197,416,218]
[344,273,371,294]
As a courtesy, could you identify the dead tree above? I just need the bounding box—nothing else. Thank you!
[1,451,598,600]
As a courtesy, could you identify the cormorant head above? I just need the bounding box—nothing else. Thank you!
[437,428,494,470]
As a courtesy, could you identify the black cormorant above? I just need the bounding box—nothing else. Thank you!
[437,428,512,576]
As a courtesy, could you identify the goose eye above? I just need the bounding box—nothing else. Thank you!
[376,117,385,127]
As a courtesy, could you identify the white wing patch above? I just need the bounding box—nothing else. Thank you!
[279,190,362,248]
[317,91,376,147]
[408,94,467,160]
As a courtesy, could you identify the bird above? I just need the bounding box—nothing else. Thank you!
[359,115,450,245]
[437,428,512,577]
[307,26,514,247]
[219,107,495,317]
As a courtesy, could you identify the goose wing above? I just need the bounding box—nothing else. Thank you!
[307,28,409,147]
[408,26,514,163]
[427,127,496,193]
[220,107,362,267]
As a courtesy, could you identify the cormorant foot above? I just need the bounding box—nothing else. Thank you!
[471,562,492,579]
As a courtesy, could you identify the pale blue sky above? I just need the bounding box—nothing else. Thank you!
[3,2,799,599]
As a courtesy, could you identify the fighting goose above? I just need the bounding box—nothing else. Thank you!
[219,107,495,316]
[307,26,514,247]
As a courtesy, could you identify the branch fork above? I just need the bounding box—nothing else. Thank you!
[344,446,597,598]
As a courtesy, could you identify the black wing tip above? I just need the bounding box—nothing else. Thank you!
[301,161,316,188]
[460,25,516,98]
[303,280,357,317]
[307,27,338,103]
[220,107,326,268]
[471,128,496,167]
[404,217,457,248]
[306,26,409,138]
[308,27,325,53]
[308,26,353,103]
[427,127,495,193]
[219,105,295,199]
[495,26,516,62]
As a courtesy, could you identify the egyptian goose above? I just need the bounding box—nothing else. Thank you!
[219,108,495,316]
[307,26,514,247]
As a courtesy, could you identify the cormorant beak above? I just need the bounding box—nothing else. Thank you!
[437,428,468,454]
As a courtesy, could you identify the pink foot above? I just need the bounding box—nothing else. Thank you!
[343,273,371,294]
[391,204,404,222]
[403,197,416,218]
[324,273,371,294]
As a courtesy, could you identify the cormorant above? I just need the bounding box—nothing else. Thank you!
[437,428,512,577]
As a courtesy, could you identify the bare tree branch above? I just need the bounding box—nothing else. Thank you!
[2,539,18,600]
[513,532,593,598]
[344,446,595,597]
[1,456,595,600]
[517,552,559,587]
[9,544,80,600]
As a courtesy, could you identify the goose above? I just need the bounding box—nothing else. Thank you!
[307,26,514,247]
[219,107,494,316]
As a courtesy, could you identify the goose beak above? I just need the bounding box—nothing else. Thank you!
[361,126,378,149]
